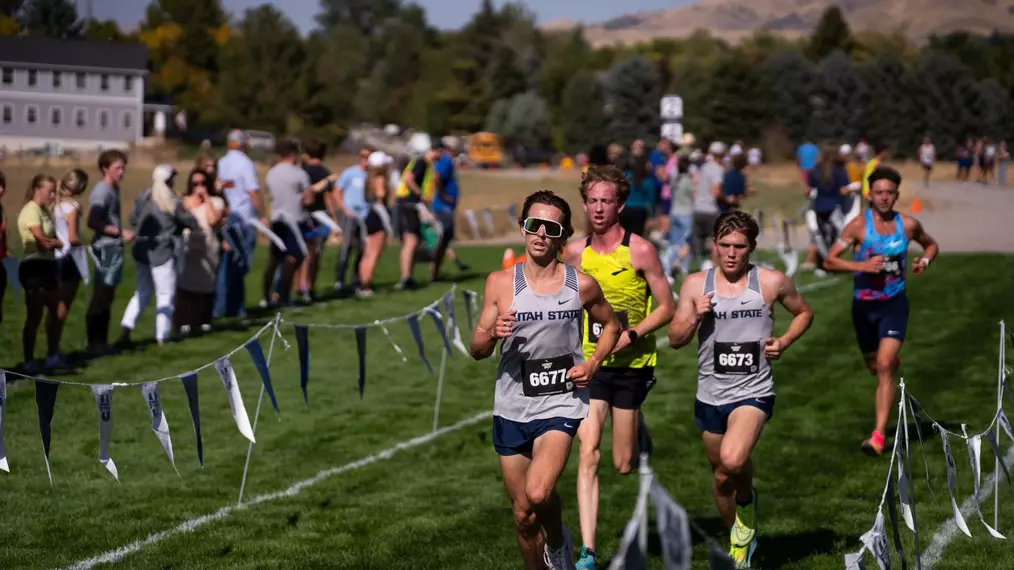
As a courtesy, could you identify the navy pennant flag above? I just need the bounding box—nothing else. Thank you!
[246,339,280,414]
[355,326,367,399]
[427,307,451,355]
[462,289,477,332]
[294,324,310,403]
[407,314,434,376]
[0,371,7,473]
[907,394,938,505]
[34,380,59,488]
[179,373,204,467]
[91,385,118,481]
[141,382,177,474]
[985,428,1010,485]
[884,475,907,568]
[649,481,692,570]
[442,291,469,356]
[214,357,256,443]
[940,428,972,537]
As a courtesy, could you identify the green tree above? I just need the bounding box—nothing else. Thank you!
[143,0,227,72]
[809,50,867,144]
[484,99,510,134]
[503,90,552,149]
[83,18,127,42]
[807,6,855,61]
[913,51,977,156]
[862,53,919,156]
[607,55,662,146]
[315,0,402,37]
[668,58,712,143]
[0,0,23,17]
[560,70,608,155]
[763,49,814,146]
[976,79,1009,140]
[706,50,770,144]
[214,5,306,134]
[18,0,82,38]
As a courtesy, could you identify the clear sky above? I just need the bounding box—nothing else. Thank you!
[90,0,692,35]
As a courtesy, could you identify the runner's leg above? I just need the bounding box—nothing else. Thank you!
[873,338,903,435]
[576,400,609,552]
[500,453,546,570]
[529,429,575,550]
[610,407,640,474]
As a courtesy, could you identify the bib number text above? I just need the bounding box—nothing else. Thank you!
[714,341,761,375]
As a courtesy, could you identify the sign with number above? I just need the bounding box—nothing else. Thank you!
[660,95,683,120]
[661,122,683,143]
[713,341,760,375]
[522,355,576,397]
[881,254,903,276]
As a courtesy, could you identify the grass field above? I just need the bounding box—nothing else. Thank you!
[1,243,1013,569]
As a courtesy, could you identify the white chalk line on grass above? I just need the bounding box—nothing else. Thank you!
[920,442,1014,569]
[62,410,494,570]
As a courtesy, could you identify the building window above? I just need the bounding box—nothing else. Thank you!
[98,109,109,129]
[50,107,61,126]
[52,71,61,89]
[100,74,109,91]
[26,105,38,125]
[76,72,85,89]
[122,111,133,130]
[123,76,132,93]
[27,70,37,87]
[74,107,86,128]
[2,68,12,85]
[1,105,12,125]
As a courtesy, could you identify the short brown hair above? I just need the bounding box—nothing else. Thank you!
[98,149,127,173]
[732,154,748,171]
[714,210,760,249]
[580,164,630,204]
[304,138,327,160]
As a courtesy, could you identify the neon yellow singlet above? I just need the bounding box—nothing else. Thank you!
[861,158,880,199]
[580,231,656,369]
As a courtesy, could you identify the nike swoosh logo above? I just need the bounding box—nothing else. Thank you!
[564,423,575,429]
[741,301,750,305]
[558,299,569,305]
[611,268,629,276]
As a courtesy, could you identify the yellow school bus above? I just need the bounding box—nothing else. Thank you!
[468,132,504,168]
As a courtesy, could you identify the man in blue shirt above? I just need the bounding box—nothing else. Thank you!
[430,144,469,280]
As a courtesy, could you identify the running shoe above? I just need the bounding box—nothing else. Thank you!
[729,488,758,569]
[862,430,886,457]
[544,525,577,570]
[575,545,598,569]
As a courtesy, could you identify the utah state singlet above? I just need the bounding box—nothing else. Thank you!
[853,209,908,301]
[580,231,656,369]
[494,263,589,423]
[697,265,775,406]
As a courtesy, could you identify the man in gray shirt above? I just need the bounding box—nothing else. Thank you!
[261,139,331,307]
[692,142,727,269]
[85,149,134,354]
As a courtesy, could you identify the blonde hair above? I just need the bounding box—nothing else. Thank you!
[151,164,178,214]
[58,168,88,198]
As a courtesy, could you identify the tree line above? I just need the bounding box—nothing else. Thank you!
[3,0,1014,159]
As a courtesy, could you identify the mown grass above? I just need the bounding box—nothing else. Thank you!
[1,243,1013,569]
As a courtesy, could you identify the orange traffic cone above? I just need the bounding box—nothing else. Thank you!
[502,248,515,269]
[912,198,922,213]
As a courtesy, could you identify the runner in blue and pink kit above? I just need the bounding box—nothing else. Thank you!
[823,166,939,457]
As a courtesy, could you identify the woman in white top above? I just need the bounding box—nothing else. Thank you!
[50,168,89,368]
[174,168,225,335]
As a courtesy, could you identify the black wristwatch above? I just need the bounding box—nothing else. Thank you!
[626,329,638,342]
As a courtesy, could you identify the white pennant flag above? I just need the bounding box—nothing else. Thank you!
[860,511,890,570]
[940,429,972,537]
[141,382,177,474]
[0,371,8,473]
[896,447,915,532]
[214,357,255,443]
[91,385,118,481]
[967,434,1005,538]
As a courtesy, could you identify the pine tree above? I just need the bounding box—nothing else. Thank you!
[607,56,662,146]
[18,0,82,38]
[763,49,815,145]
[809,50,867,144]
[807,6,855,62]
[560,70,608,155]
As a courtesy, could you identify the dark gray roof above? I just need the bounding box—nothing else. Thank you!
[0,36,149,72]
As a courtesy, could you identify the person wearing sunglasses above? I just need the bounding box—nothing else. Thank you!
[562,164,676,570]
[470,189,621,570]
[668,210,814,569]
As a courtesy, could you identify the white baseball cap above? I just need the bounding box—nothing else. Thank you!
[839,144,853,156]
[367,151,392,168]
[708,141,727,155]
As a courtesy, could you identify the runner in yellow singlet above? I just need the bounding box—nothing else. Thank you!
[563,164,676,570]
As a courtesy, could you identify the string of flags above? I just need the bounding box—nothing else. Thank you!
[846,321,1012,569]
[0,285,482,488]
[608,452,737,569]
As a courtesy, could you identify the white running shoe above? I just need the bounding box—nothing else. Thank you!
[543,525,577,570]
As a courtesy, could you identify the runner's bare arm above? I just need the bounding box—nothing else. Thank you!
[772,272,813,354]
[906,216,938,274]
[579,272,619,372]
[469,271,508,360]
[629,237,676,338]
[668,273,705,349]
[822,217,876,273]
[562,238,584,267]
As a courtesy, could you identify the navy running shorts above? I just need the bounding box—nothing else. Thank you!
[852,293,909,354]
[270,221,307,263]
[492,415,581,456]
[694,396,776,435]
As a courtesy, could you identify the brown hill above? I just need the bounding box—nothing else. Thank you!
[543,0,1014,46]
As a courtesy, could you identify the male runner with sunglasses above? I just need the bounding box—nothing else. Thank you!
[668,211,813,568]
[471,189,620,570]
[562,164,676,570]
